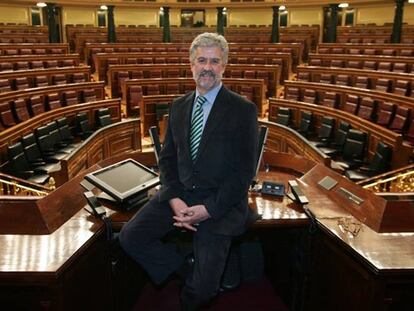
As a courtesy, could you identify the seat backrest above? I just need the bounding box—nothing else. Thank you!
[15,77,30,90]
[363,61,376,70]
[275,107,291,126]
[12,98,30,122]
[330,60,344,68]
[319,74,332,84]
[298,110,313,133]
[129,85,142,110]
[148,69,162,78]
[375,78,391,92]
[285,87,300,101]
[30,60,44,69]
[377,62,392,72]
[302,89,316,104]
[354,76,370,89]
[343,94,359,114]
[83,89,97,102]
[334,121,351,146]
[0,78,11,93]
[297,72,310,81]
[335,74,349,86]
[394,80,410,96]
[357,97,375,120]
[393,63,407,73]
[341,129,367,160]
[28,95,45,116]
[320,92,337,108]
[63,90,79,105]
[368,141,392,173]
[46,93,62,110]
[318,116,335,139]
[146,84,160,95]
[35,75,48,87]
[389,106,411,132]
[347,60,362,69]
[376,101,395,127]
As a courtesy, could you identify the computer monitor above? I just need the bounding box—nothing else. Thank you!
[85,158,160,208]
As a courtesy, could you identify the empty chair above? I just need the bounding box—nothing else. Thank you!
[332,48,344,54]
[15,61,29,70]
[239,86,254,101]
[83,89,97,102]
[131,70,144,79]
[34,125,69,161]
[375,78,391,92]
[14,77,30,90]
[75,112,94,139]
[142,57,153,64]
[362,61,376,70]
[5,142,49,184]
[296,111,313,137]
[275,107,291,126]
[166,83,180,94]
[146,84,160,95]
[320,92,338,108]
[56,117,78,146]
[335,74,350,86]
[45,60,58,68]
[72,72,86,83]
[297,72,310,81]
[375,101,395,127]
[389,106,411,133]
[393,63,408,73]
[333,129,368,170]
[354,76,370,89]
[12,98,30,122]
[309,59,321,66]
[347,60,362,69]
[364,49,376,55]
[302,89,317,104]
[28,95,46,116]
[343,94,359,114]
[45,93,61,110]
[319,121,351,156]
[309,116,335,147]
[345,141,392,181]
[357,97,376,120]
[30,60,44,69]
[33,49,46,54]
[46,122,76,153]
[330,60,344,68]
[4,49,18,55]
[166,69,180,78]
[154,57,166,64]
[63,90,79,105]
[96,108,112,128]
[377,62,392,72]
[148,69,162,78]
[349,48,361,55]
[230,70,243,78]
[128,86,142,115]
[0,79,12,93]
[285,87,300,101]
[21,133,58,171]
[0,103,16,127]
[400,49,413,57]
[52,74,67,85]
[126,58,138,64]
[61,59,75,67]
[19,48,32,55]
[116,71,130,96]
[34,75,48,87]
[382,49,395,56]
[394,80,410,96]
[319,74,333,84]
[0,62,13,71]
[166,57,180,64]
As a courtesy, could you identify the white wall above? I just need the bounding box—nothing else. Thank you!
[0,5,30,24]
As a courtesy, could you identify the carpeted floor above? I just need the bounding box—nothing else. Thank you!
[132,277,290,311]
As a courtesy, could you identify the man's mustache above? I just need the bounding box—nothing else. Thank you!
[198,70,215,78]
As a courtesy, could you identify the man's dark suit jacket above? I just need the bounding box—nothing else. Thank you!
[157,85,259,236]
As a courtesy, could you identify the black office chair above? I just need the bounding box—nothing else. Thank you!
[21,133,58,172]
[5,142,50,184]
[345,141,392,181]
[333,129,368,170]
[319,121,351,156]
[296,111,313,138]
[75,112,94,140]
[35,125,68,162]
[46,122,77,154]
[56,117,78,145]
[95,108,112,128]
[309,116,335,147]
[275,107,292,126]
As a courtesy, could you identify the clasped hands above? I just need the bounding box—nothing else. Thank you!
[169,197,211,232]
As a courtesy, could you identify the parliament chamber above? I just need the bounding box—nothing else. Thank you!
[1,0,414,310]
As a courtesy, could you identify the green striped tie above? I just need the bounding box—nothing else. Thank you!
[190,95,207,161]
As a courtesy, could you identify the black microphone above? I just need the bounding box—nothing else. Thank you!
[288,180,309,205]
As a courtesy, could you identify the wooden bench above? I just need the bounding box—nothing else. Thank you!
[0,43,69,56]
[0,54,81,70]
[0,66,91,91]
[296,65,414,96]
[0,98,121,165]
[0,33,49,44]
[316,43,414,57]
[336,33,414,44]
[268,97,412,169]
[124,77,266,133]
[50,118,141,187]
[94,51,292,82]
[108,63,280,98]
[84,42,303,68]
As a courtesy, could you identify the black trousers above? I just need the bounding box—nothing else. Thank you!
[119,191,232,310]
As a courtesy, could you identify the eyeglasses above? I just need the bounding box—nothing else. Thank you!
[337,218,363,237]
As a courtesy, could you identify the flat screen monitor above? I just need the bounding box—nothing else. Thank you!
[85,158,160,203]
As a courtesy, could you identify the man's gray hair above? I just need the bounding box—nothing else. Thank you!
[189,32,229,64]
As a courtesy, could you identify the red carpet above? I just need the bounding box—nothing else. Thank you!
[132,277,290,311]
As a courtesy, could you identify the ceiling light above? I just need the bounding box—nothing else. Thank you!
[36,2,47,7]
[408,0,414,3]
[100,5,108,10]
[339,3,349,8]
[279,6,286,11]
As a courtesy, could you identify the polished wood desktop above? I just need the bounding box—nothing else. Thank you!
[0,150,413,310]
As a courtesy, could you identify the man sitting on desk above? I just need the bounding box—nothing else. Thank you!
[119,32,259,310]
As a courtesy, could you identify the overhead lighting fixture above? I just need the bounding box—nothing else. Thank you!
[279,5,286,11]
[408,0,414,3]
[36,2,47,7]
[100,5,108,10]
[339,3,349,8]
